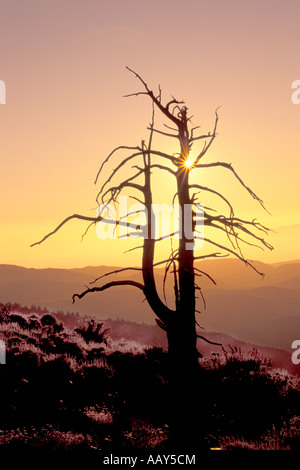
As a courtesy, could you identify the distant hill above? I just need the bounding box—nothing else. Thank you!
[3,304,299,377]
[0,259,299,351]
[102,318,299,377]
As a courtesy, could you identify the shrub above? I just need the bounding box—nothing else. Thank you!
[0,303,11,323]
[40,314,57,327]
[75,319,109,345]
[0,307,299,452]
[9,314,28,329]
[198,349,300,440]
[27,316,41,330]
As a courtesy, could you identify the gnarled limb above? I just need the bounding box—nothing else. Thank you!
[72,280,145,303]
[141,110,175,324]
[192,108,220,165]
[133,163,176,177]
[90,267,143,285]
[31,213,146,247]
[147,127,178,139]
[194,161,268,211]
[125,67,183,128]
[194,235,264,276]
[95,145,141,184]
[100,182,145,208]
[97,151,144,198]
[201,212,273,251]
[96,150,176,204]
[31,214,103,247]
[189,183,234,217]
[200,223,264,252]
[196,334,222,346]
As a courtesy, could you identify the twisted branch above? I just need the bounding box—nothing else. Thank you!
[72,280,145,303]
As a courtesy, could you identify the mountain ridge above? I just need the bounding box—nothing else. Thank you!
[0,259,299,352]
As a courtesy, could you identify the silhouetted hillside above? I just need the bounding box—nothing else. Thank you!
[0,304,299,452]
[0,259,299,350]
[2,302,299,376]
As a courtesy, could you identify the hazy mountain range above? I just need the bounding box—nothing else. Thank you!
[101,318,299,377]
[0,259,299,352]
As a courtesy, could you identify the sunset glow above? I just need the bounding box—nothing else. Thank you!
[0,1,300,268]
[1,2,300,458]
[184,159,193,168]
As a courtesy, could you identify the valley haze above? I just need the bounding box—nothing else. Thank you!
[1,258,299,352]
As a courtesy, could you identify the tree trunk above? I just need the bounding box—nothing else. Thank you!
[166,318,202,450]
[165,131,204,450]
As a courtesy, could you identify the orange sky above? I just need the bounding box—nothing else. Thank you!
[1,0,300,268]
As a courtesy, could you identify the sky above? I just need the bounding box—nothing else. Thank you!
[1,0,300,268]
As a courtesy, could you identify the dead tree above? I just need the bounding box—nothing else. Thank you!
[32,68,273,449]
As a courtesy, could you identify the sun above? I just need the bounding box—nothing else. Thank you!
[177,156,195,173]
[184,159,193,168]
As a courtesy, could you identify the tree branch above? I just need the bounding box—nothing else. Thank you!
[194,161,268,211]
[147,127,178,139]
[193,108,219,165]
[95,145,141,184]
[97,151,144,198]
[72,280,145,303]
[31,213,146,247]
[149,163,176,176]
[126,66,183,128]
[203,214,273,251]
[90,267,142,285]
[31,214,103,247]
[189,183,234,217]
[195,235,264,276]
[196,334,222,346]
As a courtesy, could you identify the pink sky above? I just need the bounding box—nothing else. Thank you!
[1,0,300,267]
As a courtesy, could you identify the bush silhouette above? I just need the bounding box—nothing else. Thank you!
[0,302,11,323]
[9,314,28,329]
[0,308,299,450]
[27,315,42,330]
[75,318,109,345]
[40,314,58,327]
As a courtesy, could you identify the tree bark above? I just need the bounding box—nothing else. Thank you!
[165,126,203,450]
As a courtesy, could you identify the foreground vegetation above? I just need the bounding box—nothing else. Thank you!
[0,303,299,451]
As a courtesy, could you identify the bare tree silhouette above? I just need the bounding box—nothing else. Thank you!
[32,68,273,449]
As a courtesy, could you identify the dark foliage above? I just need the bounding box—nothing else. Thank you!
[75,318,110,345]
[0,307,299,451]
